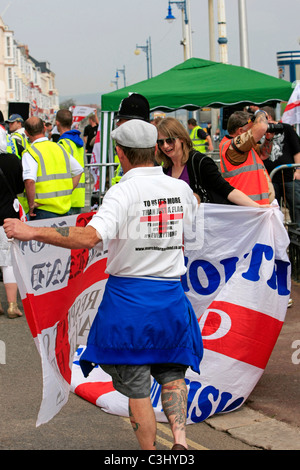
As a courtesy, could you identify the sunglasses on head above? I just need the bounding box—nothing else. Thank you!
[157,137,177,147]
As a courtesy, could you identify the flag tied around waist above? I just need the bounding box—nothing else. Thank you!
[10,205,290,426]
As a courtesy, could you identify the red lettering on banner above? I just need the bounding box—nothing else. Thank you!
[75,381,115,405]
[200,300,283,369]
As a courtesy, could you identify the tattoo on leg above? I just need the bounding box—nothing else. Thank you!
[161,381,187,430]
[129,406,140,433]
[55,227,70,237]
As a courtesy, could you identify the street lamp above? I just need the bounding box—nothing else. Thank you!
[134,37,153,79]
[164,0,192,60]
[116,66,127,87]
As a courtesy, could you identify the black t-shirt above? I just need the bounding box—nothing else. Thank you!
[0,153,24,225]
[263,123,300,183]
[84,124,98,153]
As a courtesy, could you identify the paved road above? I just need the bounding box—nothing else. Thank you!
[0,280,299,451]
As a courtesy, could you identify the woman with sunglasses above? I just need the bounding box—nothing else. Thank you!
[156,117,269,207]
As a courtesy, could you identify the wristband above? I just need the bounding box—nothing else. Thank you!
[254,109,268,118]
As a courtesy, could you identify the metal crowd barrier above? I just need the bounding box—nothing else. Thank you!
[84,156,118,209]
[269,163,300,180]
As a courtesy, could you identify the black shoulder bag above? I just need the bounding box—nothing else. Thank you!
[190,151,232,205]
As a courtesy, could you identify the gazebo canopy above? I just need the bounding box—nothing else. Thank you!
[101,58,293,112]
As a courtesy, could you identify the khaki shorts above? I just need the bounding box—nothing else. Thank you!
[100,363,188,399]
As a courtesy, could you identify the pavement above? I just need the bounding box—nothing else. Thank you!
[0,278,299,450]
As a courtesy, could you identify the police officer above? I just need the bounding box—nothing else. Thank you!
[7,114,28,152]
[0,111,24,158]
[111,93,150,185]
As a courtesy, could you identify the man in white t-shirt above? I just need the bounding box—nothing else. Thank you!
[4,119,203,451]
[22,117,84,219]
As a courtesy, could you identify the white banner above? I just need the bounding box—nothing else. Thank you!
[71,106,96,123]
[11,205,290,426]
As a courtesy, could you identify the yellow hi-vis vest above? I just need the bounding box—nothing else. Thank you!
[111,154,123,185]
[190,126,207,153]
[59,138,85,208]
[25,141,74,214]
[11,131,29,152]
[6,135,18,155]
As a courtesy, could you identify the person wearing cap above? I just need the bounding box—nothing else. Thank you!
[7,114,28,152]
[0,111,23,157]
[111,93,150,185]
[3,119,203,451]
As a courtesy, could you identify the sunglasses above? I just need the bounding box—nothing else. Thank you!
[157,137,177,147]
[240,117,254,128]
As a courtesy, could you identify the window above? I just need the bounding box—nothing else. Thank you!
[6,36,11,57]
[7,67,13,90]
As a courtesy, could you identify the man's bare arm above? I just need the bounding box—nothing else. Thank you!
[3,218,101,250]
[251,111,269,143]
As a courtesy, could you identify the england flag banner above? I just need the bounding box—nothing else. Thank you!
[10,204,290,426]
[281,83,300,126]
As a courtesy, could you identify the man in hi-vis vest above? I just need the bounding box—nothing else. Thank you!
[22,117,84,220]
[219,110,275,205]
[187,118,213,153]
[56,109,85,215]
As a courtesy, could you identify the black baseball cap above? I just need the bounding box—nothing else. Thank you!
[115,93,150,122]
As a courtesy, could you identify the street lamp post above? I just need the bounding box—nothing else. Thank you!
[238,0,250,68]
[134,37,153,79]
[165,0,192,61]
[116,66,127,87]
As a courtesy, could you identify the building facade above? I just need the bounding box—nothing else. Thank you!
[277,50,300,83]
[0,16,59,121]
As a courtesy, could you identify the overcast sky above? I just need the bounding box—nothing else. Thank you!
[2,0,300,100]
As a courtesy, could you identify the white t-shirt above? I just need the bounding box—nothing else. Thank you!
[88,166,198,279]
[22,137,83,181]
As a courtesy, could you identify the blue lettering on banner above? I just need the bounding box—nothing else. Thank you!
[183,243,290,297]
[150,379,244,423]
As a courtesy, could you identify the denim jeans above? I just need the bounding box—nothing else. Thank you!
[273,179,300,227]
[29,208,70,220]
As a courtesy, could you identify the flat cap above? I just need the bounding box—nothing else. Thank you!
[111,119,157,148]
